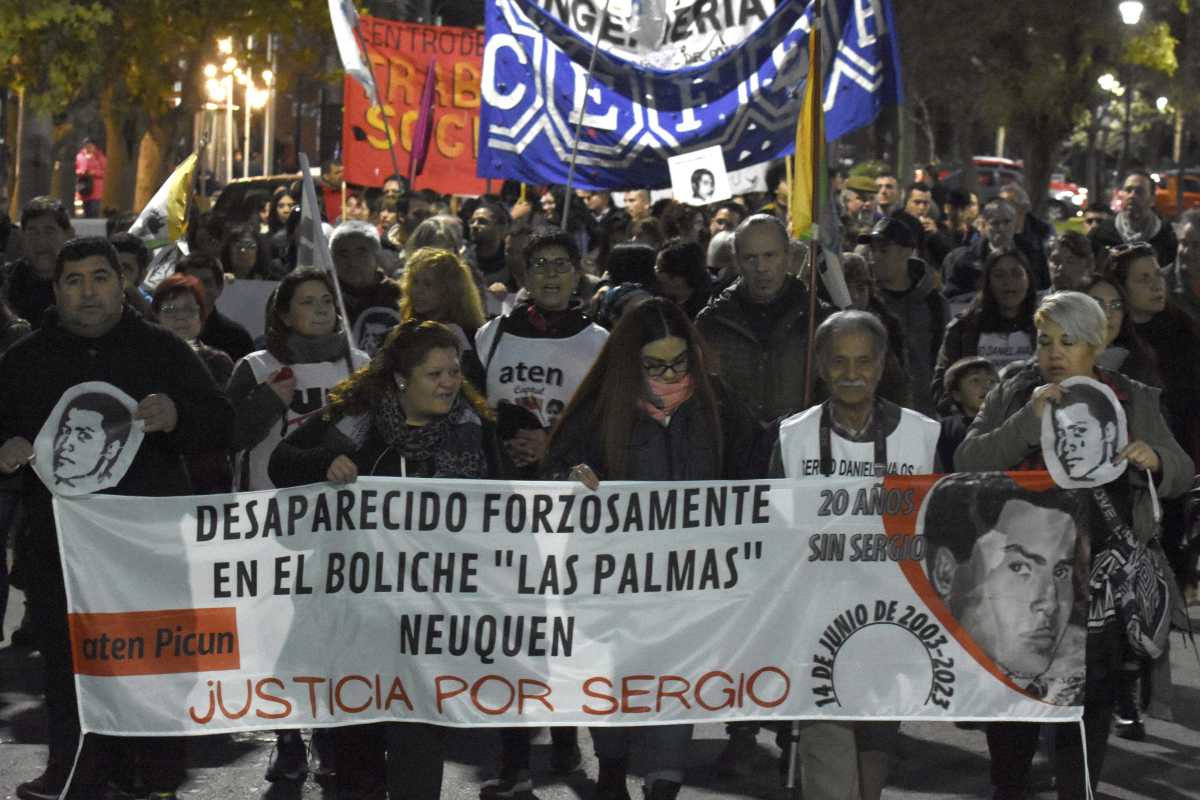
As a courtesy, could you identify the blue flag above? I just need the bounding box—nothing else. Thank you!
[479,0,902,190]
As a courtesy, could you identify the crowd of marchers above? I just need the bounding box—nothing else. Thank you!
[1,158,1200,800]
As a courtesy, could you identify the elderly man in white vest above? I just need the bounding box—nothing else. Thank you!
[770,309,940,800]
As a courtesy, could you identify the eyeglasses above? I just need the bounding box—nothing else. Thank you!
[642,352,689,377]
[1092,299,1125,312]
[234,240,257,251]
[529,256,574,276]
[160,304,200,318]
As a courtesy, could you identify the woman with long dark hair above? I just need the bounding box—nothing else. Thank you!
[1103,241,1200,463]
[270,320,496,800]
[219,223,279,280]
[545,297,757,800]
[1079,273,1161,388]
[932,248,1038,411]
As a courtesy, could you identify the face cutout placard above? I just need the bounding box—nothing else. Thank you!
[34,382,145,497]
[1040,376,1128,489]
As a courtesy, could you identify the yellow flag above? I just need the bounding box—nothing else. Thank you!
[129,153,198,247]
[790,32,823,240]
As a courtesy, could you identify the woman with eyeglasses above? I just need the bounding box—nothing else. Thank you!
[219,223,279,281]
[474,229,608,797]
[152,274,235,494]
[543,297,756,800]
[1080,274,1161,388]
[475,229,609,478]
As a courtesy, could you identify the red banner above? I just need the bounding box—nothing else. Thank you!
[342,16,486,195]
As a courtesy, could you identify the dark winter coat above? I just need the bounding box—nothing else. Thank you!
[694,276,829,425]
[542,378,759,482]
[0,306,232,570]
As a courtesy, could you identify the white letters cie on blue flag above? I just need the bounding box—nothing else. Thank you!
[479,0,902,189]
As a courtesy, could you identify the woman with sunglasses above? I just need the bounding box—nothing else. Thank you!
[545,297,757,800]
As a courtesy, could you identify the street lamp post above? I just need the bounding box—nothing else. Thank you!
[1117,1,1144,179]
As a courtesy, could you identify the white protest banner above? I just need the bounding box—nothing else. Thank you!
[214,279,278,341]
[54,473,1082,736]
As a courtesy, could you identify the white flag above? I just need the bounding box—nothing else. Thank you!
[297,153,356,358]
[328,0,379,106]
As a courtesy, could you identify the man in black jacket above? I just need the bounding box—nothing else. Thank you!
[0,197,73,331]
[1089,169,1178,268]
[0,237,232,800]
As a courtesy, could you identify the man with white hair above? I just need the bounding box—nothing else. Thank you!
[696,214,828,424]
[329,219,402,335]
[771,309,939,800]
[998,183,1052,290]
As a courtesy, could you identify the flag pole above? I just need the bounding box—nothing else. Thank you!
[801,0,824,412]
[785,7,823,792]
[351,26,405,183]
[298,153,357,375]
[560,0,614,231]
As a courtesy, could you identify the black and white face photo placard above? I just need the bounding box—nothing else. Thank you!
[1041,376,1128,489]
[34,382,144,496]
[668,146,732,206]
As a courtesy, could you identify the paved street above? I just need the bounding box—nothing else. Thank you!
[3,586,1200,799]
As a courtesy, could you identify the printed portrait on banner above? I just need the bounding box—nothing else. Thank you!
[916,472,1088,705]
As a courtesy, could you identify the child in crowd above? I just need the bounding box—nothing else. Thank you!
[936,356,998,471]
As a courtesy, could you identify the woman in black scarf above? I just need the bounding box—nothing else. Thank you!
[269,320,497,800]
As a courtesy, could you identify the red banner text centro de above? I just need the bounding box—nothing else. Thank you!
[342,16,486,195]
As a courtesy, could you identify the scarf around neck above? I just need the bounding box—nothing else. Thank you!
[1115,210,1162,245]
[639,375,696,425]
[369,389,487,478]
[286,331,348,364]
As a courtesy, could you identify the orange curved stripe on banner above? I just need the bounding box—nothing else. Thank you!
[883,471,1060,703]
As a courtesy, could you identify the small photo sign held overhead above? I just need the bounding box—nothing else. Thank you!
[667,146,731,206]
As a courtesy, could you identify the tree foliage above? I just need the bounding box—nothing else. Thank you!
[7,0,331,208]
[895,0,1187,212]
[0,1,112,110]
